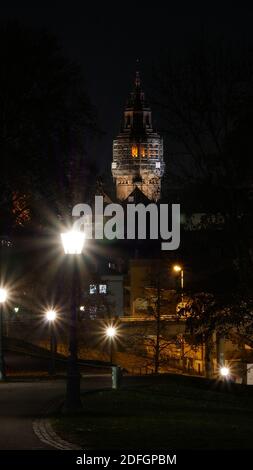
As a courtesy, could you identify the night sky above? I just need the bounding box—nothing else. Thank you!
[1,4,253,173]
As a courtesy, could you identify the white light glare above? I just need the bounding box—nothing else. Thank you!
[61,230,85,254]
[220,366,230,377]
[106,326,117,338]
[46,310,57,322]
[0,288,8,303]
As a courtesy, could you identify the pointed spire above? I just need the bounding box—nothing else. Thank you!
[135,58,141,88]
[135,70,141,88]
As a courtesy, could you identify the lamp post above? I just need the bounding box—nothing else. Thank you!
[45,309,57,376]
[61,230,85,411]
[173,264,184,303]
[173,266,185,370]
[0,288,8,381]
[106,326,117,363]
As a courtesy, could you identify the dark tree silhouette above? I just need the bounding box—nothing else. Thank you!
[150,40,253,367]
[0,22,97,232]
[154,39,253,293]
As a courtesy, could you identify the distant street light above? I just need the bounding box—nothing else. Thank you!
[61,230,85,411]
[105,325,118,363]
[45,309,57,375]
[173,264,184,306]
[46,309,57,322]
[173,266,185,369]
[173,264,184,290]
[106,326,117,338]
[173,265,182,273]
[220,366,230,378]
[0,288,8,380]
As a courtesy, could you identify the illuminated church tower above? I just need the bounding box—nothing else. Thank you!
[112,71,165,201]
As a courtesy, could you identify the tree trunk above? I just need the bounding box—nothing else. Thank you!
[154,276,161,374]
[205,336,213,379]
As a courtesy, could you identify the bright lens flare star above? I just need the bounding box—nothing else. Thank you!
[46,310,57,322]
[0,288,8,303]
[220,366,230,377]
[61,230,85,254]
[106,326,117,338]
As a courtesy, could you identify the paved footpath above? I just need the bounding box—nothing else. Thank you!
[0,376,111,450]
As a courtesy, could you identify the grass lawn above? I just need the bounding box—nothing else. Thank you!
[52,375,253,450]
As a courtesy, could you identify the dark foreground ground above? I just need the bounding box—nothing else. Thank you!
[0,375,111,450]
[53,374,253,450]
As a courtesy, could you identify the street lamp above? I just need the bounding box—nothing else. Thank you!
[220,366,230,379]
[173,266,185,369]
[106,325,117,363]
[173,264,184,305]
[0,287,8,380]
[45,309,57,376]
[61,230,85,254]
[61,230,85,411]
[173,264,184,290]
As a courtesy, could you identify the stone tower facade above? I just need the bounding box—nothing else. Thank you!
[112,72,165,202]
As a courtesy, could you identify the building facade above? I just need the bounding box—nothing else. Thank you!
[112,72,165,201]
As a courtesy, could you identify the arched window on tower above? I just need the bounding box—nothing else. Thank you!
[131,145,138,157]
[140,146,146,157]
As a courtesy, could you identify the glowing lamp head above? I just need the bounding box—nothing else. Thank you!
[61,230,85,254]
[106,326,117,338]
[173,265,182,273]
[46,309,57,322]
[220,366,230,377]
[0,288,8,303]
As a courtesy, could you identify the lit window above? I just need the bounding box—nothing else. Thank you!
[99,284,107,294]
[89,284,97,294]
[140,146,145,157]
[156,162,161,169]
[131,145,138,157]
[108,262,116,270]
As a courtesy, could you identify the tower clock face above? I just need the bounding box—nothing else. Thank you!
[112,72,165,202]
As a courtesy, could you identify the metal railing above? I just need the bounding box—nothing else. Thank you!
[120,315,184,322]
